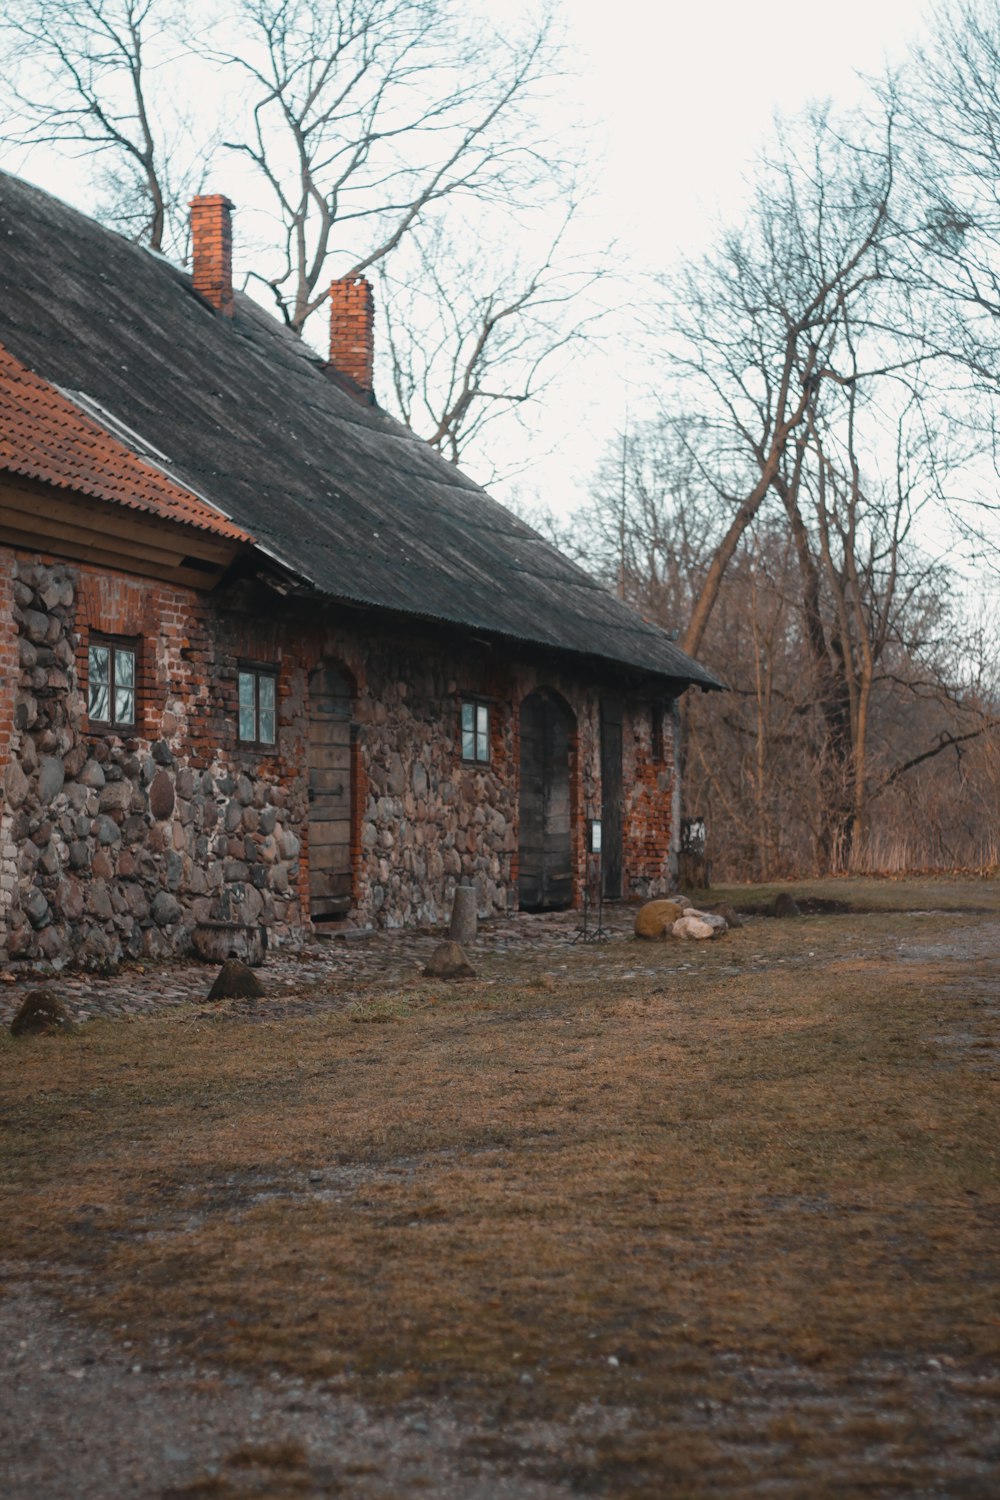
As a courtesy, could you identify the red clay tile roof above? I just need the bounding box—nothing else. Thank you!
[0,341,251,543]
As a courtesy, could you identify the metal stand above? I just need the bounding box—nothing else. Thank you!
[575,848,608,942]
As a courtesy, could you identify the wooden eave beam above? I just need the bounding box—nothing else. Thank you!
[0,475,245,588]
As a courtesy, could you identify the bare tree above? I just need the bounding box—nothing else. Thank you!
[578,402,999,878]
[380,207,609,464]
[650,105,902,662]
[0,0,209,253]
[887,0,1000,564]
[0,0,599,459]
[216,0,570,335]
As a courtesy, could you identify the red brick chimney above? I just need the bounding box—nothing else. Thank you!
[328,276,374,399]
[189,195,235,317]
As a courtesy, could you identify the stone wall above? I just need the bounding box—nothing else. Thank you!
[3,555,307,968]
[0,548,681,967]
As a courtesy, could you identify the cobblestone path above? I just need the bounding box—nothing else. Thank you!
[0,906,639,1028]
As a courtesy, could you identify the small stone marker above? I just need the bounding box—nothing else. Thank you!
[771,892,801,918]
[423,941,476,980]
[449,884,478,946]
[193,921,266,966]
[10,988,71,1037]
[634,899,685,939]
[207,959,265,1001]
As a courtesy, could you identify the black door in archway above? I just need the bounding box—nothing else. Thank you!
[518,690,574,910]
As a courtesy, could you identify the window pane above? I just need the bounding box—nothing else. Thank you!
[115,686,135,725]
[259,675,275,712]
[461,702,474,733]
[89,680,110,721]
[462,726,475,760]
[114,649,135,687]
[89,644,109,682]
[239,703,256,741]
[258,707,276,745]
[88,645,110,721]
[476,704,489,761]
[238,671,255,708]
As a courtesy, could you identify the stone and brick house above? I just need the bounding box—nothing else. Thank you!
[0,171,720,968]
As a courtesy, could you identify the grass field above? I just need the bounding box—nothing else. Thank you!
[2,876,999,1497]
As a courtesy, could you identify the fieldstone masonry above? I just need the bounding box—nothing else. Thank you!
[0,547,681,968]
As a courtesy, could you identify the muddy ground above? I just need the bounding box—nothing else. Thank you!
[2,875,998,1498]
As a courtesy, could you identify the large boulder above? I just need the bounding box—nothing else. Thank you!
[423,941,476,980]
[673,908,728,940]
[10,989,71,1037]
[685,908,728,934]
[771,892,801,918]
[634,899,686,939]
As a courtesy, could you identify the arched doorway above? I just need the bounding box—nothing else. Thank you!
[518,689,575,910]
[307,661,354,921]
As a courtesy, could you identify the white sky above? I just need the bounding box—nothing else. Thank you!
[497,0,937,516]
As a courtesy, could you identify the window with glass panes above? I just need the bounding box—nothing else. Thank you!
[87,638,136,730]
[460,699,490,764]
[238,667,277,747]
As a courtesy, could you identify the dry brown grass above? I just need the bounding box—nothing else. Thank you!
[2,877,999,1497]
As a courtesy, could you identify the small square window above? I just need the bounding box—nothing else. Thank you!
[238,667,279,748]
[88,637,137,730]
[460,698,490,764]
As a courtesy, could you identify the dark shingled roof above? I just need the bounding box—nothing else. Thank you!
[0,171,721,690]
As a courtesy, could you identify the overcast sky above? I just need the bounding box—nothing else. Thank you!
[500,0,937,516]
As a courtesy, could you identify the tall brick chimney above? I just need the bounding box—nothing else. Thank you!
[328,276,374,399]
[189,194,235,317]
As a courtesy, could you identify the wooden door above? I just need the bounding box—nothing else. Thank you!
[308,663,353,920]
[600,695,623,899]
[518,690,574,910]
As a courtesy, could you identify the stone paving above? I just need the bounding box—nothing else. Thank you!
[0,905,640,1029]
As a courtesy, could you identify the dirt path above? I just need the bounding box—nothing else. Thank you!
[1,1281,573,1500]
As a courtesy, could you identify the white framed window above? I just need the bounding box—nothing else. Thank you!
[88,637,137,731]
[460,698,490,764]
[238,666,278,747]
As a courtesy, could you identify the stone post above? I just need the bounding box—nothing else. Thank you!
[448,883,477,946]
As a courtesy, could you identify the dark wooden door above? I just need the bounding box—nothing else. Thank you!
[601,695,623,899]
[308,663,353,920]
[518,690,574,910]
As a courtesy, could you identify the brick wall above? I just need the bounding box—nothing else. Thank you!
[0,547,681,967]
[621,697,678,899]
